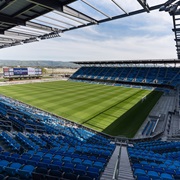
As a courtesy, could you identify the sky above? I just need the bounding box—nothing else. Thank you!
[0,0,177,61]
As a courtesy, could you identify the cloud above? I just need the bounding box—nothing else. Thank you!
[0,32,176,61]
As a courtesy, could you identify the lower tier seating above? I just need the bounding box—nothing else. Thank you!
[0,96,115,180]
[128,140,180,180]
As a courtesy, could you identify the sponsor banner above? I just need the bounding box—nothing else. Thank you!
[3,67,42,77]
[4,72,9,76]
[13,68,28,75]
[35,68,42,75]
[9,72,14,76]
[3,68,9,72]
[28,67,35,75]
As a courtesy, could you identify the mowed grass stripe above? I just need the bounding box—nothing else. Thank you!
[83,89,148,130]
[0,81,161,137]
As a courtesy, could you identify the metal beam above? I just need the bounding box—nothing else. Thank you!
[0,40,13,43]
[0,0,16,11]
[73,59,180,65]
[61,0,77,6]
[26,21,56,32]
[63,5,97,23]
[137,0,150,12]
[172,15,180,59]
[27,0,63,12]
[0,13,25,26]
[34,19,65,29]
[5,30,36,38]
[12,4,37,17]
[81,0,111,19]
[43,15,75,27]
[12,28,42,36]
[54,11,86,25]
[15,26,45,35]
[0,34,25,40]
[111,0,128,15]
[62,4,163,33]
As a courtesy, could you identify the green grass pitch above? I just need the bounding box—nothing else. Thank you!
[0,81,162,138]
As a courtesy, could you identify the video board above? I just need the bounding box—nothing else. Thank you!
[3,67,42,77]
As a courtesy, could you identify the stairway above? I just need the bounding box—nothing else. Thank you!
[100,145,120,180]
[118,145,134,180]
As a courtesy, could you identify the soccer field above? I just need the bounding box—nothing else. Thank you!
[0,81,162,137]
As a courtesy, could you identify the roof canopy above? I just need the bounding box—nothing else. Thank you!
[0,0,163,49]
[73,59,180,67]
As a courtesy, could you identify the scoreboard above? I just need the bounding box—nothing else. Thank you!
[3,67,42,77]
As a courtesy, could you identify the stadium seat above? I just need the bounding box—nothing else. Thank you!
[147,171,159,179]
[5,162,22,176]
[49,169,63,178]
[134,169,146,176]
[46,175,59,180]
[35,167,49,174]
[18,165,35,179]
[78,175,93,180]
[63,172,78,180]
[136,175,151,180]
[49,164,60,170]
[6,177,19,180]
[160,173,174,180]
[0,160,10,173]
[72,158,82,165]
[62,163,74,173]
[53,155,62,160]
[0,174,5,180]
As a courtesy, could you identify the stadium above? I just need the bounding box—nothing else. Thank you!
[0,0,179,180]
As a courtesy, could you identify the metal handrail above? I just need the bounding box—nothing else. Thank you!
[112,145,121,180]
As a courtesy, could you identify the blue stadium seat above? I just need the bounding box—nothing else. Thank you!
[5,162,22,176]
[147,171,159,179]
[49,169,63,178]
[72,158,82,165]
[78,175,93,180]
[63,172,78,180]
[18,165,35,179]
[0,174,5,180]
[0,160,10,173]
[136,175,151,180]
[160,173,174,180]
[32,172,44,180]
[134,169,146,176]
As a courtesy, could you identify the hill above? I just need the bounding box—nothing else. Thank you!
[0,60,79,68]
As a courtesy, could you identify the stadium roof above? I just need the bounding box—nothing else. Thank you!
[159,0,180,59]
[73,59,180,66]
[0,0,164,50]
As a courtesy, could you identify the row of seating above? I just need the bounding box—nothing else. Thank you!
[128,140,180,179]
[141,120,156,136]
[0,132,20,152]
[27,134,47,148]
[0,98,112,149]
[16,132,39,151]
[0,96,115,179]
[70,66,180,88]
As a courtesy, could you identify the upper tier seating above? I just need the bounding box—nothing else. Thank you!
[70,67,180,88]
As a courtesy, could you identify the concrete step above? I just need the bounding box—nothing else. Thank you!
[118,145,134,180]
[100,145,120,180]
